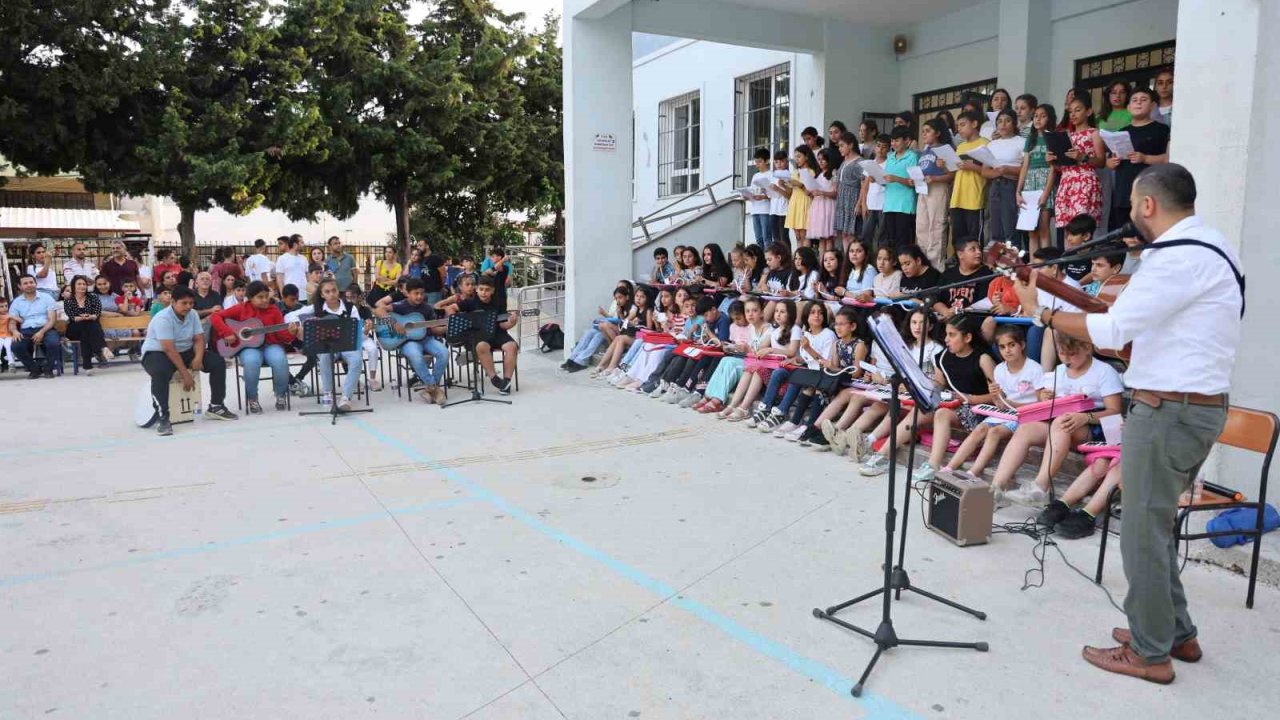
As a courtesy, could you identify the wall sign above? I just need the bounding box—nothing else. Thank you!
[592,133,617,152]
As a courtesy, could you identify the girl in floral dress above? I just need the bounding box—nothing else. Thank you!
[1050,95,1105,238]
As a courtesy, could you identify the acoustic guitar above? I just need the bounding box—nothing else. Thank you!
[984,242,1131,362]
[215,317,297,358]
[374,311,512,350]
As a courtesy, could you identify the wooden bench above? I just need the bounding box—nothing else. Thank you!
[61,315,152,374]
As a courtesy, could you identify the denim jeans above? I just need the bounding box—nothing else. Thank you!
[569,325,607,364]
[402,338,448,386]
[751,213,773,249]
[239,344,290,400]
[760,369,792,409]
[319,350,364,399]
[12,327,61,374]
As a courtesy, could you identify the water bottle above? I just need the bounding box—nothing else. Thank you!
[194,405,203,419]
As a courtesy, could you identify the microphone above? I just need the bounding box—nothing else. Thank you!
[1065,222,1140,255]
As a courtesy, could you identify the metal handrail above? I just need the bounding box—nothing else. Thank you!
[514,280,566,352]
[632,174,735,228]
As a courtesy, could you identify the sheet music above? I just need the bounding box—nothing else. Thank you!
[858,160,887,184]
[1016,190,1042,231]
[931,144,962,171]
[869,314,940,410]
[961,145,998,168]
[906,166,928,195]
[799,170,819,192]
[736,186,765,201]
[1099,129,1135,157]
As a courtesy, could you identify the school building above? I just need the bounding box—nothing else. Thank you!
[563,0,1278,492]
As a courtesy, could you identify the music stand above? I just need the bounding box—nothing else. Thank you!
[812,314,987,697]
[298,315,373,425]
[443,310,511,409]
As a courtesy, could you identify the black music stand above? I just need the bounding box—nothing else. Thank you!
[298,315,373,425]
[443,310,510,409]
[812,314,986,698]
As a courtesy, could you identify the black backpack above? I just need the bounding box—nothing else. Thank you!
[538,322,564,353]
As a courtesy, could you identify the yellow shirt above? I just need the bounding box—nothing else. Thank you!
[950,137,990,211]
[0,312,11,338]
[375,260,402,290]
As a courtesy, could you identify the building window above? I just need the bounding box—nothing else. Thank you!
[913,78,998,139]
[0,190,96,210]
[733,63,790,187]
[860,112,898,138]
[658,91,701,197]
[1074,40,1175,113]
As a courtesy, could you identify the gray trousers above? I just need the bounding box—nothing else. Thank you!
[1120,396,1226,663]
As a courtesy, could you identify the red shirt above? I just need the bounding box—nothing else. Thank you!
[154,263,182,285]
[210,261,244,290]
[100,256,139,295]
[210,302,293,347]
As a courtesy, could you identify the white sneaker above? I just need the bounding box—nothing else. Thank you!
[338,396,353,411]
[822,420,847,456]
[757,408,785,433]
[772,421,797,438]
[744,403,766,429]
[860,454,890,477]
[367,376,382,392]
[648,382,668,398]
[1006,483,1049,508]
[912,463,936,482]
[784,424,808,442]
[667,388,690,404]
[992,485,1012,509]
[679,391,703,408]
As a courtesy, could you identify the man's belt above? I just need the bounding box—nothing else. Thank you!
[1132,389,1229,409]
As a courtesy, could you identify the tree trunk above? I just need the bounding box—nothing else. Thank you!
[554,208,564,246]
[392,187,411,257]
[177,203,197,262]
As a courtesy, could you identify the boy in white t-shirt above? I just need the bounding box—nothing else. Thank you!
[746,148,775,249]
[244,239,275,284]
[857,135,890,245]
[768,150,791,246]
[942,325,1042,480]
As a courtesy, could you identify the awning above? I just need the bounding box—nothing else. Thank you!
[0,206,141,233]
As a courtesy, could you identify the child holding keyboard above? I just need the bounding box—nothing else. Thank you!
[939,325,1042,480]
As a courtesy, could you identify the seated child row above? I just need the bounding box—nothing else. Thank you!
[565,284,1124,538]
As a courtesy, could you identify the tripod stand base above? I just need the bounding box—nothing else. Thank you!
[299,406,374,425]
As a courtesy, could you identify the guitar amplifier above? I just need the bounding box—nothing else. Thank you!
[927,472,994,546]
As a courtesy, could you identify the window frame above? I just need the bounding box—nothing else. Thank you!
[657,90,702,198]
[732,63,792,187]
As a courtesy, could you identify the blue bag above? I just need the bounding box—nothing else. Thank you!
[1204,503,1280,548]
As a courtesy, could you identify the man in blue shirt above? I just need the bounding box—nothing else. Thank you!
[325,236,357,292]
[7,274,60,378]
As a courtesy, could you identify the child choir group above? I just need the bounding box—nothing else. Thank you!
[559,70,1176,540]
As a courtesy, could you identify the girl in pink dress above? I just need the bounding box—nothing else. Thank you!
[807,147,840,255]
[1051,94,1105,230]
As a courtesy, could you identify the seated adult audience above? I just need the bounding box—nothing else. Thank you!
[7,274,60,378]
[142,286,238,435]
[63,274,107,375]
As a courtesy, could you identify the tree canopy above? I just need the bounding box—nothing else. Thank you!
[0,0,563,260]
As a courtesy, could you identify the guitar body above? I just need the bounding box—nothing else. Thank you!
[216,317,267,358]
[375,312,429,350]
[984,242,1131,362]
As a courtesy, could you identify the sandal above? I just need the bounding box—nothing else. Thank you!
[699,398,724,414]
[726,407,750,422]
[716,405,735,420]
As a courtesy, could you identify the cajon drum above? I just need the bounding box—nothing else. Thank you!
[168,376,203,425]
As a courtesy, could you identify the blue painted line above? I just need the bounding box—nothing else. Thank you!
[0,496,471,588]
[352,420,920,720]
[0,423,268,459]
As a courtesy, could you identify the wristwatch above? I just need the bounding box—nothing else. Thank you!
[1030,305,1048,328]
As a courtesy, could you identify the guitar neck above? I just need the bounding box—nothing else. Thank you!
[1015,266,1110,314]
[240,322,293,338]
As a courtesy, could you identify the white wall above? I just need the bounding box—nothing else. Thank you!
[1048,0,1179,104]
[631,41,804,220]
[894,0,1179,113]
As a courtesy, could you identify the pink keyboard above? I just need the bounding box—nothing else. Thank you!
[973,394,1094,424]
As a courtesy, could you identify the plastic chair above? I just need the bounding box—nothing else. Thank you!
[1094,405,1276,608]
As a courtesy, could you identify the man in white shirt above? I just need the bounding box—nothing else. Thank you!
[274,237,309,298]
[244,238,275,284]
[62,242,98,284]
[1016,163,1242,686]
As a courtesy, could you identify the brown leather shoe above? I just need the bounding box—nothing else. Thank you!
[1111,627,1203,663]
[1082,644,1175,684]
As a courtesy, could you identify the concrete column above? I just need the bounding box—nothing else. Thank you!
[818,20,901,129]
[562,6,633,345]
[1171,0,1274,495]
[996,0,1052,99]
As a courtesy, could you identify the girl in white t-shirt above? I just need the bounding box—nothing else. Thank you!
[751,301,836,433]
[992,333,1125,505]
[720,300,801,422]
[943,325,1043,479]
